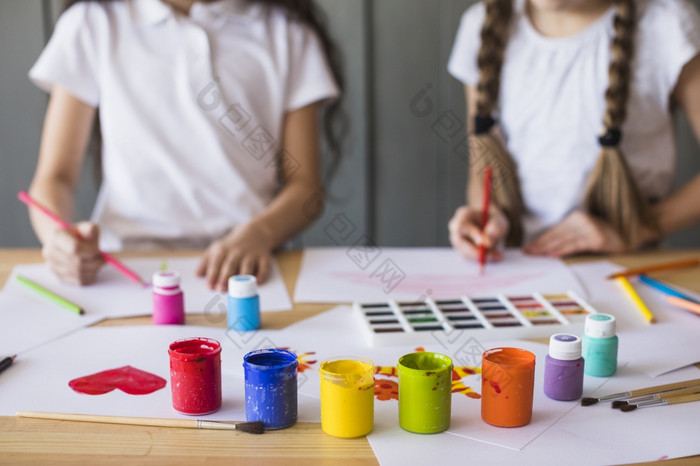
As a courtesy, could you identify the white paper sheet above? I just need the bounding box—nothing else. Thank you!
[368,365,700,466]
[220,306,611,451]
[0,291,102,356]
[570,261,700,376]
[0,326,319,422]
[293,248,587,303]
[3,257,292,319]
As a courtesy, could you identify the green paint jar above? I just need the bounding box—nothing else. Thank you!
[581,314,618,377]
[398,352,453,434]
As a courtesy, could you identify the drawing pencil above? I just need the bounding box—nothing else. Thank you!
[15,275,84,315]
[581,378,700,406]
[17,191,146,286]
[478,166,492,276]
[638,274,699,303]
[606,257,700,280]
[17,412,264,434]
[0,355,16,376]
[666,296,700,317]
[617,276,655,324]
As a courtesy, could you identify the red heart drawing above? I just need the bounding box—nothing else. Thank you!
[69,366,167,395]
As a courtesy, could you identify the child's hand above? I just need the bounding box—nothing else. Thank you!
[448,206,509,262]
[197,223,273,291]
[524,211,625,257]
[42,222,104,286]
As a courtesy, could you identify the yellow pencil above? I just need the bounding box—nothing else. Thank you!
[617,277,655,324]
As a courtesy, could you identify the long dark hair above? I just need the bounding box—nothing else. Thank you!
[63,0,346,183]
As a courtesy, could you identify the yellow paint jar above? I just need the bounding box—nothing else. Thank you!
[319,357,374,438]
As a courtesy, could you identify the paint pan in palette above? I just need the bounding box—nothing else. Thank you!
[353,292,596,347]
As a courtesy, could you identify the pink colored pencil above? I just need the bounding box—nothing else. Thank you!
[18,191,146,286]
[666,296,700,317]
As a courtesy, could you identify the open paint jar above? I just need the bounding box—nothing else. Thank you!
[319,357,374,438]
[168,338,222,415]
[481,347,535,428]
[243,348,298,430]
[398,352,453,433]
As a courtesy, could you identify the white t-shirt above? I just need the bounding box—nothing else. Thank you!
[30,0,339,251]
[448,0,700,242]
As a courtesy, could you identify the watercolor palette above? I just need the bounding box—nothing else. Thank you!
[353,292,596,347]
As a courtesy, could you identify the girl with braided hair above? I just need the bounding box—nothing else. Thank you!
[26,0,343,288]
[447,0,700,260]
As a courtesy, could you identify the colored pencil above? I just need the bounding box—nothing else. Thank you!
[606,257,700,280]
[581,378,700,406]
[666,296,700,317]
[639,274,699,303]
[617,276,655,324]
[17,191,146,286]
[478,166,492,276]
[0,355,16,376]
[17,412,264,434]
[15,275,84,315]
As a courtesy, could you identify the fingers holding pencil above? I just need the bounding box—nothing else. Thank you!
[449,206,507,262]
[42,222,105,286]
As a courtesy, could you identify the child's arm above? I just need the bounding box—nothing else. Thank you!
[197,103,323,289]
[28,86,103,285]
[654,54,700,235]
[449,85,509,261]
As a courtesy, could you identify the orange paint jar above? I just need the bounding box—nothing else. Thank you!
[481,347,535,428]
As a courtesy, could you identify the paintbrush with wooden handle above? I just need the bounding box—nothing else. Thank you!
[17,411,264,434]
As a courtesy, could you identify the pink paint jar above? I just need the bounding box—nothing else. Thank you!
[152,271,185,325]
[168,338,222,415]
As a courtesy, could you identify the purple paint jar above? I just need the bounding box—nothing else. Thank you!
[152,271,185,325]
[544,334,584,401]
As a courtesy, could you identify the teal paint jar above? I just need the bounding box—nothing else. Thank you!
[581,314,618,377]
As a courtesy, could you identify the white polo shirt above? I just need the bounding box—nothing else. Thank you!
[30,0,339,251]
[448,0,700,242]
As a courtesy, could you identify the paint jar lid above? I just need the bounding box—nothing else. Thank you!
[153,271,181,288]
[585,314,616,338]
[228,275,257,298]
[549,334,582,360]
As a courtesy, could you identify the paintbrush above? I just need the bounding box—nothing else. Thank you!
[612,386,700,409]
[17,411,265,434]
[581,378,700,406]
[620,392,700,412]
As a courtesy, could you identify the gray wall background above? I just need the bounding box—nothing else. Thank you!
[1,0,699,249]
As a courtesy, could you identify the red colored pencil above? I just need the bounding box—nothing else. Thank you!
[18,191,146,286]
[479,166,492,275]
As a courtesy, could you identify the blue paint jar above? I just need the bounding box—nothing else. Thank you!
[227,275,260,332]
[582,314,618,377]
[243,348,298,430]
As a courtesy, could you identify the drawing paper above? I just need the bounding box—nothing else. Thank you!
[3,257,292,319]
[0,291,102,356]
[294,248,587,303]
[0,326,319,422]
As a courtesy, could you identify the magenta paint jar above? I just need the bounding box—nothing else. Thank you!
[544,334,585,401]
[152,271,185,325]
[168,338,222,415]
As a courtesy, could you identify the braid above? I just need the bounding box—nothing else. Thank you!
[471,0,524,245]
[584,0,658,247]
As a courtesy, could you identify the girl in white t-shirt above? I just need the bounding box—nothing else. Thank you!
[447,0,700,260]
[27,0,342,289]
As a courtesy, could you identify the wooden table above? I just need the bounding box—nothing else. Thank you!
[1,248,699,465]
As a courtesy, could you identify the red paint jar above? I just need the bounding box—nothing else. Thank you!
[168,338,222,415]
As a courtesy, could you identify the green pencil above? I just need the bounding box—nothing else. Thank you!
[15,275,84,315]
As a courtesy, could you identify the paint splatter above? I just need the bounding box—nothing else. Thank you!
[374,379,399,401]
[69,366,166,395]
[490,380,502,394]
[373,361,481,401]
